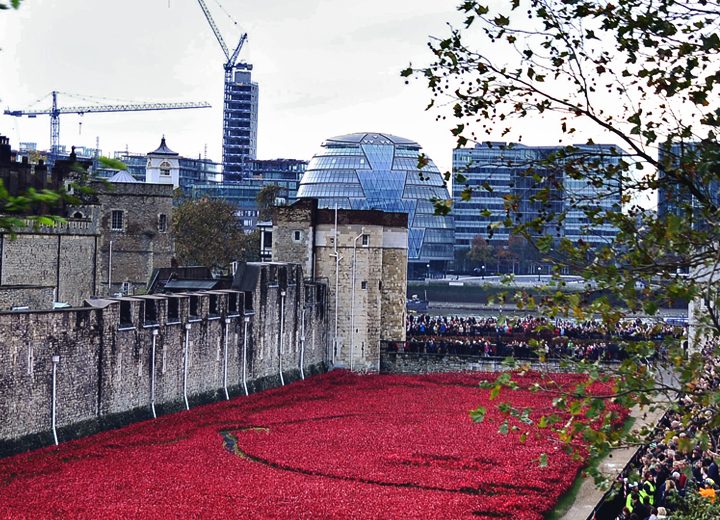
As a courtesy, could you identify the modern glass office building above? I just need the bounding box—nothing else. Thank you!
[452,142,623,266]
[191,158,307,232]
[297,132,454,277]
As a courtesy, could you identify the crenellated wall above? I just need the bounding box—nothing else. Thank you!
[0,262,328,457]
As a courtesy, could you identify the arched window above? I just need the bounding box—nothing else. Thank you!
[159,161,171,177]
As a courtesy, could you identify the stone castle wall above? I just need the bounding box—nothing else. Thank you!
[272,201,407,372]
[0,181,175,309]
[0,219,99,308]
[93,182,175,297]
[0,262,328,457]
[380,350,620,374]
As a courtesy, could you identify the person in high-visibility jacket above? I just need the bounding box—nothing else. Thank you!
[625,485,639,512]
[640,473,656,506]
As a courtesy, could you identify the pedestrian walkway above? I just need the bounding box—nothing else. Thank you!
[557,405,667,520]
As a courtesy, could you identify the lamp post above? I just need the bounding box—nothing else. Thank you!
[426,263,430,279]
[537,265,542,282]
[481,264,485,280]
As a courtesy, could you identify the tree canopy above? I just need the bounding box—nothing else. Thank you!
[256,184,286,221]
[173,197,259,269]
[405,0,720,491]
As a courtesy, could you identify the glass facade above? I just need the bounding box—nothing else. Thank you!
[192,158,307,232]
[452,142,623,250]
[297,132,454,275]
[658,141,719,231]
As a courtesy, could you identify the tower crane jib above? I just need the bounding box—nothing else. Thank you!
[195,0,249,176]
[3,91,211,167]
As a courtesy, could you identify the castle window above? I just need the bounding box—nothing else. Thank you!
[293,230,302,242]
[189,295,200,320]
[209,294,219,317]
[228,292,239,315]
[119,301,133,329]
[361,281,368,290]
[158,214,168,233]
[167,297,180,323]
[143,300,158,326]
[159,161,171,176]
[362,234,369,246]
[111,210,124,231]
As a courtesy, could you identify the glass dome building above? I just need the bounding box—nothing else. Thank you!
[297,132,454,277]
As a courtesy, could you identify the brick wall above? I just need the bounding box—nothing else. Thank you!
[0,262,328,457]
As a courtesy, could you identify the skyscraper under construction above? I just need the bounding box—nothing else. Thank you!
[223,62,258,182]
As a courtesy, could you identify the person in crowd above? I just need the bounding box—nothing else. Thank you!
[405,314,684,362]
[699,477,716,503]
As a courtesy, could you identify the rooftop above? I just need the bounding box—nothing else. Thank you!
[323,132,420,148]
[148,137,178,157]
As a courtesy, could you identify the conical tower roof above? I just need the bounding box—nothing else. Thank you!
[148,136,178,156]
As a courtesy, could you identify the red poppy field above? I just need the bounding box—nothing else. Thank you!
[0,370,621,519]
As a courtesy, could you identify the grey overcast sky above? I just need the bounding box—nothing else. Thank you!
[0,0,465,173]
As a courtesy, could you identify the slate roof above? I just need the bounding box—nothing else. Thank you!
[148,137,178,156]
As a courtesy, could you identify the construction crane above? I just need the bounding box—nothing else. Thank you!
[196,0,247,174]
[4,91,211,166]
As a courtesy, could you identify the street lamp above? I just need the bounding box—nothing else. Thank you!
[481,264,485,280]
[426,263,430,279]
[537,265,542,282]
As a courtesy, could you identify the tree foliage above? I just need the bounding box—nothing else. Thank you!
[0,0,21,10]
[173,198,259,268]
[256,184,286,221]
[467,235,494,266]
[97,156,128,171]
[405,0,720,487]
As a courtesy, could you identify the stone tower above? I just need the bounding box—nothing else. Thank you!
[272,199,408,372]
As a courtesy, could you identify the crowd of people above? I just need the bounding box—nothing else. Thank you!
[399,314,686,362]
[406,314,684,341]
[402,314,720,518]
[613,338,720,519]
